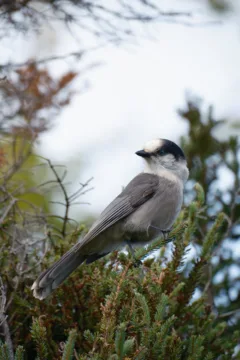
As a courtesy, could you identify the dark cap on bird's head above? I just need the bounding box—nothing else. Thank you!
[135,138,185,161]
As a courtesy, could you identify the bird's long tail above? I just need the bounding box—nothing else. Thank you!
[31,245,86,300]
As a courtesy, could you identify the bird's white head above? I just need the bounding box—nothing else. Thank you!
[136,138,189,183]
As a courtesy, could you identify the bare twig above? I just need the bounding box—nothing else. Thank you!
[1,139,33,184]
[218,308,240,319]
[0,198,16,224]
[36,156,93,237]
[40,157,71,237]
[0,277,14,360]
[2,51,83,69]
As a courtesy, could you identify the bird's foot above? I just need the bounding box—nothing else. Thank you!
[149,225,173,241]
[162,230,170,241]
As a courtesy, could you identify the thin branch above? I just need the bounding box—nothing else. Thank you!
[218,308,240,319]
[41,157,71,237]
[0,45,101,71]
[0,277,14,360]
[0,198,16,224]
[36,156,93,236]
[69,177,94,202]
[1,51,84,70]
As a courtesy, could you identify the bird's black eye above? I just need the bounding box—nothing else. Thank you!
[158,149,166,156]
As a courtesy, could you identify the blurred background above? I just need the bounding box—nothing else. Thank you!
[1,1,240,355]
[1,0,240,219]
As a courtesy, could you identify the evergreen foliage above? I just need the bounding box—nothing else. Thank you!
[0,98,239,358]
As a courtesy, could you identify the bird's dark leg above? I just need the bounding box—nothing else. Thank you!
[149,225,174,241]
[162,227,176,241]
[125,240,142,267]
[162,230,170,241]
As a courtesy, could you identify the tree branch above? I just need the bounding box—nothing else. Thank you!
[0,277,14,360]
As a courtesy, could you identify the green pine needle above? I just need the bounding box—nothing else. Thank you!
[62,329,77,360]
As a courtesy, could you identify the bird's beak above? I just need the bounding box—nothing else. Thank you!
[135,149,151,158]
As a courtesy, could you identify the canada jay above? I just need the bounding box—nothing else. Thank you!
[32,138,189,299]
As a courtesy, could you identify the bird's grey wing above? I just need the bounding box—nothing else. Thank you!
[76,173,159,249]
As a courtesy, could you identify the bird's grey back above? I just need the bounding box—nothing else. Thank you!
[80,172,183,253]
[77,173,159,250]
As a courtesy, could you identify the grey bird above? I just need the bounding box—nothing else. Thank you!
[32,138,189,300]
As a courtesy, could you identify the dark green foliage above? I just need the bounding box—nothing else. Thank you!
[0,341,11,360]
[0,98,239,359]
[62,329,77,360]
[31,319,49,360]
[179,98,240,339]
[0,195,238,359]
[14,346,24,360]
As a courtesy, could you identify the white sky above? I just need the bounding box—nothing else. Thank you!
[2,0,240,218]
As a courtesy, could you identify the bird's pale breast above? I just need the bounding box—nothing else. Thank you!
[123,177,183,244]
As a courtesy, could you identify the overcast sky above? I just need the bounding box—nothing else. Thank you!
[2,0,240,217]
